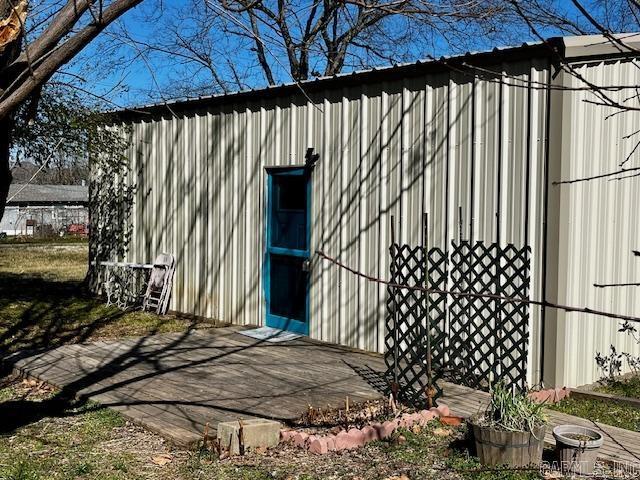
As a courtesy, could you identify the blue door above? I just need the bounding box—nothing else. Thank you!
[264,167,311,334]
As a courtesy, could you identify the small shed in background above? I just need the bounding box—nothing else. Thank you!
[94,34,640,390]
[1,184,89,237]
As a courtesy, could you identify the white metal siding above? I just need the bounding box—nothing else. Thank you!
[554,58,640,387]
[114,59,550,385]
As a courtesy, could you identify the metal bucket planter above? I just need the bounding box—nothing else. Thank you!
[471,418,546,467]
[553,425,603,475]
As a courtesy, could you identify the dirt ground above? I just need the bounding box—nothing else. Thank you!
[0,242,622,480]
[0,242,218,355]
[0,373,545,480]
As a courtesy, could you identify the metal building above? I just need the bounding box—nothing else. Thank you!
[1,184,88,236]
[98,34,640,388]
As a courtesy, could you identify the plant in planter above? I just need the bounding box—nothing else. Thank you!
[595,321,640,395]
[553,425,604,475]
[471,382,548,467]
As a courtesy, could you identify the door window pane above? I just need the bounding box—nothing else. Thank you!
[277,176,306,211]
[269,254,307,321]
[271,175,307,250]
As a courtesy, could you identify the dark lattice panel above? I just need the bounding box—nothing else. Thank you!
[448,241,530,391]
[497,245,530,389]
[384,243,446,407]
[427,248,448,368]
[384,233,531,407]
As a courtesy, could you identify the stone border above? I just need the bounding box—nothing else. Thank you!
[528,387,570,404]
[280,404,451,455]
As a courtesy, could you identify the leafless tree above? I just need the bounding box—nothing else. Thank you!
[0,0,145,221]
[506,0,640,183]
[123,0,514,93]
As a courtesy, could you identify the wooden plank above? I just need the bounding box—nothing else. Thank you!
[68,336,380,407]
[440,381,640,465]
[7,328,385,442]
[71,332,383,403]
[12,327,640,466]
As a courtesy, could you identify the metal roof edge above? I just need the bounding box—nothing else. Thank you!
[561,33,640,59]
[111,34,637,122]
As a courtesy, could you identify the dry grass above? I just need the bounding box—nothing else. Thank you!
[0,242,218,354]
[0,243,88,280]
[0,374,544,480]
[0,243,550,479]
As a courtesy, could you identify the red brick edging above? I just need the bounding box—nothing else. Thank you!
[280,404,451,454]
[527,387,570,404]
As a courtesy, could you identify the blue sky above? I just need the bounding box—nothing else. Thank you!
[62,0,591,108]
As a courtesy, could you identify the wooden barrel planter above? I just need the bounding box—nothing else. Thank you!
[471,419,546,467]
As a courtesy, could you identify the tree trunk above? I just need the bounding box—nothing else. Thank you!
[0,1,20,222]
[0,118,12,222]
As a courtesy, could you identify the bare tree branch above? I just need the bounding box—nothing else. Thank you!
[0,0,144,121]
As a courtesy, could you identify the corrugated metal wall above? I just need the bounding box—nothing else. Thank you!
[552,57,640,387]
[117,58,550,385]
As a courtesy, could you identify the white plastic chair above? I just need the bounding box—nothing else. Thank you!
[142,253,175,314]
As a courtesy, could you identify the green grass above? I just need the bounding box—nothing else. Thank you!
[0,236,89,245]
[0,384,138,480]
[0,377,277,480]
[0,243,551,479]
[179,455,274,480]
[596,376,640,399]
[547,397,640,432]
[0,379,549,480]
[444,453,542,480]
[483,382,547,433]
[381,424,542,480]
[0,243,217,353]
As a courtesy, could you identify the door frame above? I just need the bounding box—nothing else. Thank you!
[263,166,311,335]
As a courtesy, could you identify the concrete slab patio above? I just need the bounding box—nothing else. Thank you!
[4,325,640,466]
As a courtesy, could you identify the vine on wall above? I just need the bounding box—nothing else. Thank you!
[87,123,136,293]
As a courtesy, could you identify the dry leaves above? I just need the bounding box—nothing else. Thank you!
[150,453,173,466]
[0,0,27,51]
[16,378,56,397]
[542,471,563,479]
[439,416,464,427]
[298,399,393,428]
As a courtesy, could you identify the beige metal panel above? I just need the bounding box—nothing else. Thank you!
[527,59,550,386]
[196,112,209,318]
[210,112,223,320]
[308,94,324,342]
[447,71,474,243]
[557,58,640,387]
[472,72,499,244]
[323,95,344,345]
[377,87,391,353]
[362,85,383,352]
[423,73,449,251]
[114,57,552,365]
[158,118,169,256]
[400,77,426,247]
[230,108,242,324]
[318,96,330,342]
[340,90,362,349]
[496,61,529,384]
[223,108,235,323]
[382,85,404,350]
[178,114,190,315]
[246,106,263,328]
[499,61,530,247]
[204,113,214,319]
